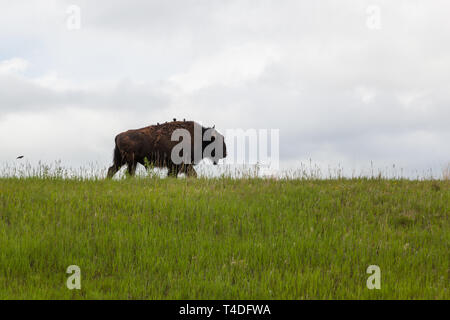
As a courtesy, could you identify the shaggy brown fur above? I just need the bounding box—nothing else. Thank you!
[107,121,226,178]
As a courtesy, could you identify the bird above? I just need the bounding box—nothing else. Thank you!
[16,155,24,159]
[173,118,176,122]
[183,118,185,122]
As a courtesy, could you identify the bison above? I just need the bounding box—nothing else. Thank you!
[107,120,227,178]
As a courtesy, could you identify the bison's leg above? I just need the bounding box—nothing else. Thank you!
[126,161,137,176]
[123,151,137,177]
[181,164,197,178]
[107,165,120,178]
[168,164,179,178]
[187,165,197,178]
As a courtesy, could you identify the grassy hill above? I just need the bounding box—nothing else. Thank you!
[0,177,448,299]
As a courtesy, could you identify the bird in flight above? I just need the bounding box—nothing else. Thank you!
[16,156,24,159]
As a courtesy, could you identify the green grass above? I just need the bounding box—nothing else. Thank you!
[0,177,448,299]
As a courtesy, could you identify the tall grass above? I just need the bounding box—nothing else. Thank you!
[0,163,448,299]
[443,163,450,181]
[2,160,450,180]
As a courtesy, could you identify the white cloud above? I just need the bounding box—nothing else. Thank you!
[0,58,28,75]
[169,43,280,93]
[355,86,377,104]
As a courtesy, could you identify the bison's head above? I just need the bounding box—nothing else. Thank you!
[202,126,227,165]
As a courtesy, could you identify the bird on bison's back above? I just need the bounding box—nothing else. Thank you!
[107,120,227,178]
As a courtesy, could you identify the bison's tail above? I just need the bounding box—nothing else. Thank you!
[112,143,122,167]
[107,140,123,178]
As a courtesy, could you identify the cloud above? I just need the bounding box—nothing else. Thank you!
[0,60,170,115]
[0,58,29,75]
[169,43,280,93]
[0,1,449,176]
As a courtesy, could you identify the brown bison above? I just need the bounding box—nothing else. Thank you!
[107,120,227,178]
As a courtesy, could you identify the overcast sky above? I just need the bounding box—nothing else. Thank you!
[0,0,449,177]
